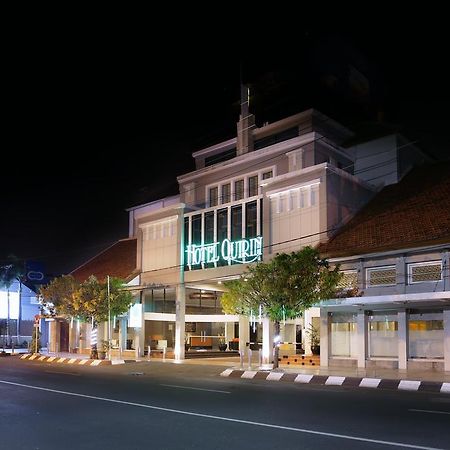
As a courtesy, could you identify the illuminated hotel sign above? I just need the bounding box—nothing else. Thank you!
[186,236,263,266]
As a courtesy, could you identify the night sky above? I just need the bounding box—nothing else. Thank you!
[2,26,449,277]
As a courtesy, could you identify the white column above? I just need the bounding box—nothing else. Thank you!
[225,322,234,345]
[356,311,368,368]
[119,317,127,351]
[262,318,273,364]
[48,320,57,353]
[398,310,409,370]
[319,309,329,367]
[175,284,186,360]
[444,310,450,372]
[239,315,250,355]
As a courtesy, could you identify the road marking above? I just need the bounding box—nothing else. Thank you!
[160,384,231,394]
[0,379,443,450]
[45,371,80,376]
[409,409,450,416]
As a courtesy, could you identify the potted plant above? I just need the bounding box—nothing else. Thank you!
[218,335,227,352]
[306,324,320,355]
[98,340,110,360]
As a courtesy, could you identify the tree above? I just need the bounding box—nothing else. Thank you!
[221,246,342,369]
[39,275,80,318]
[0,255,25,347]
[40,275,133,324]
[77,276,134,324]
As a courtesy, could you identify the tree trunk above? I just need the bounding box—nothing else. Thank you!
[273,320,280,369]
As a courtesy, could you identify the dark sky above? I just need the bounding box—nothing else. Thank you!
[2,25,449,277]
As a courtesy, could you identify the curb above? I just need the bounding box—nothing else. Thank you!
[19,354,124,366]
[220,369,450,395]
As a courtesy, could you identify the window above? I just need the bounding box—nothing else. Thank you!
[408,261,442,284]
[262,171,273,180]
[204,212,214,243]
[366,266,396,287]
[221,183,231,204]
[248,175,258,197]
[191,215,202,246]
[231,205,242,240]
[209,187,218,207]
[234,180,244,200]
[337,271,358,290]
[245,201,257,238]
[217,209,228,241]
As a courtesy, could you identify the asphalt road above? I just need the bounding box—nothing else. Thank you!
[0,357,449,450]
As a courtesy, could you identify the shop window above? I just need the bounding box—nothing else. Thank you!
[368,311,398,358]
[409,310,444,359]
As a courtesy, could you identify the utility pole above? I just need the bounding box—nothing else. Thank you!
[107,275,111,360]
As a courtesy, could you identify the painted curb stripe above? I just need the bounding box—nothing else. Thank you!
[47,357,57,362]
[78,359,89,365]
[241,371,258,379]
[294,374,314,383]
[220,369,233,377]
[441,383,450,394]
[266,372,284,381]
[326,376,346,386]
[398,380,421,391]
[359,378,381,388]
[68,359,77,364]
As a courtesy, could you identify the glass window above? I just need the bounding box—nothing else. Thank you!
[221,184,231,204]
[262,170,273,180]
[248,175,258,197]
[409,310,444,359]
[330,313,357,357]
[234,180,244,200]
[217,209,228,241]
[245,201,257,238]
[368,312,398,358]
[231,205,242,241]
[204,212,214,244]
[209,186,218,207]
[152,289,164,313]
[191,215,202,246]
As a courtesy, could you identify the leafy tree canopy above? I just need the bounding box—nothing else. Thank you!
[0,255,25,289]
[222,246,342,322]
[40,275,134,323]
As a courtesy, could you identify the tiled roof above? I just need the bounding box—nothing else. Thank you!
[71,238,137,283]
[319,163,450,258]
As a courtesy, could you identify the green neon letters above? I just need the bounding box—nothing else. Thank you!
[186,236,263,266]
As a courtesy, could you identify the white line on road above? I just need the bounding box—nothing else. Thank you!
[160,384,231,394]
[409,409,450,415]
[0,379,443,450]
[45,371,80,376]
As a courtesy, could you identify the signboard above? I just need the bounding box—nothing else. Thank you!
[186,236,263,266]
